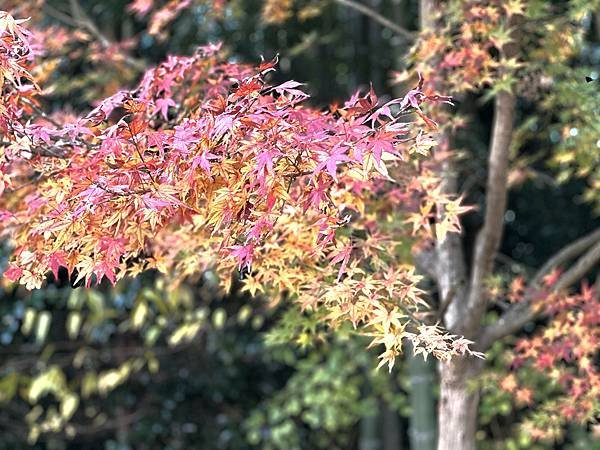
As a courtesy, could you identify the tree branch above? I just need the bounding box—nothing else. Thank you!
[69,0,110,47]
[465,90,516,334]
[463,15,521,335]
[553,239,600,290]
[333,0,415,41]
[478,227,600,350]
[43,1,146,71]
[534,228,600,288]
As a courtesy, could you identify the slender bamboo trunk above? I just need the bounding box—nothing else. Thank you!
[382,399,402,450]
[407,351,437,450]
[359,412,381,450]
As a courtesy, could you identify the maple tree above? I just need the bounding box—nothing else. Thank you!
[0,3,479,379]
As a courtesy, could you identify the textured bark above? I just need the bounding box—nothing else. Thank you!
[437,358,484,450]
[435,155,469,333]
[435,90,516,450]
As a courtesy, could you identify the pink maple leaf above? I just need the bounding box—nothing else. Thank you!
[4,265,23,282]
[47,252,68,279]
[154,97,176,120]
[230,243,255,271]
[314,146,350,181]
[92,261,117,286]
[330,244,353,282]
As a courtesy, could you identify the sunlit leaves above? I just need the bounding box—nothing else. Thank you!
[0,7,478,382]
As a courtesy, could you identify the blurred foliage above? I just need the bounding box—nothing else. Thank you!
[244,329,405,450]
[476,334,600,450]
[0,259,412,448]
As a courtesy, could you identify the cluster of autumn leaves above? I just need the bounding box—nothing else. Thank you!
[0,9,481,371]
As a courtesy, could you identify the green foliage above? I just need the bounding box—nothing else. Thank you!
[245,329,407,450]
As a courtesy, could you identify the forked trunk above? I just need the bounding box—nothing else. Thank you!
[437,357,483,450]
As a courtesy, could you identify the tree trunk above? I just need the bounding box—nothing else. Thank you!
[437,357,483,450]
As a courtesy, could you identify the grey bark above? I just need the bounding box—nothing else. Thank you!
[437,358,484,450]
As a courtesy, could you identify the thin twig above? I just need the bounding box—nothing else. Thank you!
[333,0,415,41]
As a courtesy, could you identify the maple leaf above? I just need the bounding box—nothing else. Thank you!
[257,55,278,74]
[272,80,309,100]
[534,353,555,370]
[542,268,562,288]
[229,243,255,271]
[63,120,94,140]
[154,97,176,120]
[240,274,264,297]
[27,124,54,145]
[47,252,68,279]
[92,260,117,286]
[330,243,353,283]
[370,304,405,334]
[313,146,350,181]
[128,0,154,17]
[3,264,23,281]
[370,131,397,164]
[514,387,533,405]
[232,78,262,98]
[304,177,332,212]
[503,0,525,17]
[500,373,518,393]
[256,146,283,174]
[0,11,31,41]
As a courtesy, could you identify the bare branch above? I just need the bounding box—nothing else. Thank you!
[43,1,146,71]
[42,3,79,28]
[333,0,415,41]
[69,0,110,47]
[478,228,600,350]
[554,239,600,290]
[20,97,62,129]
[532,227,600,287]
[464,89,516,334]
